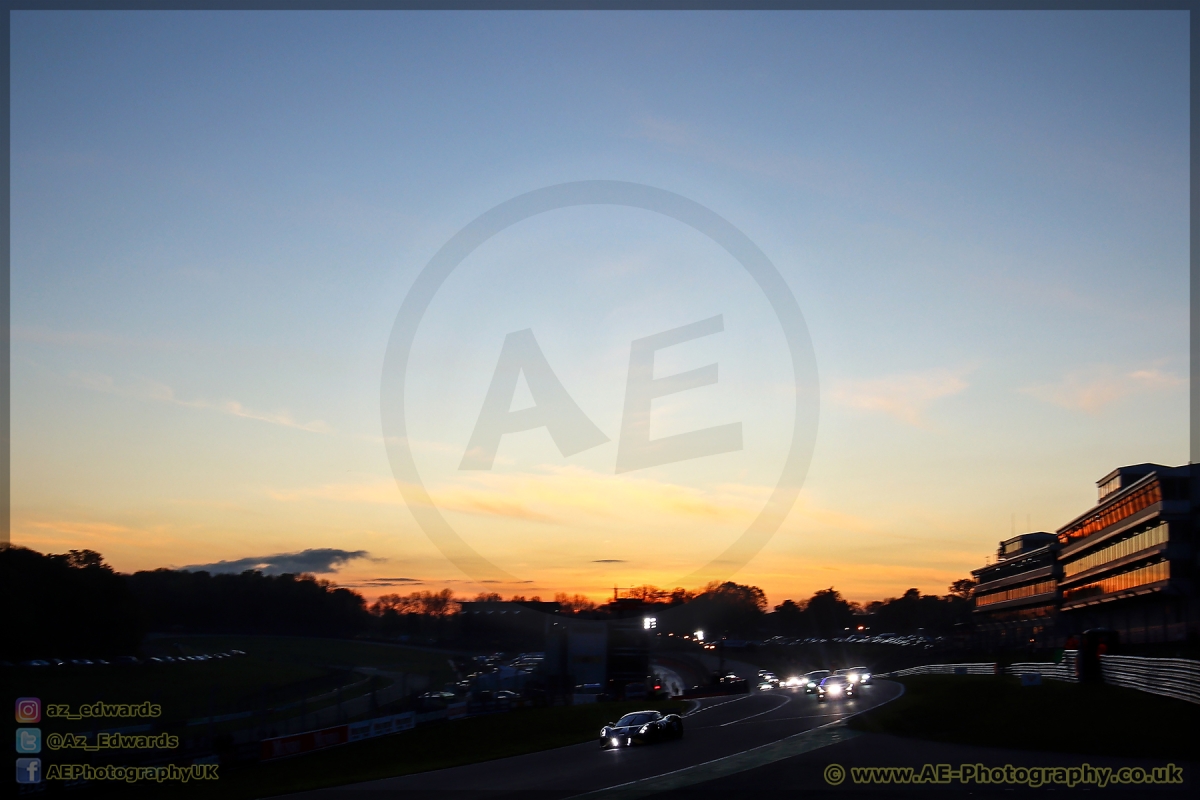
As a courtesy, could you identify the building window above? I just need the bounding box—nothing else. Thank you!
[1098,476,1122,502]
[975,579,1056,608]
[1058,480,1162,544]
[1062,522,1168,579]
[1061,559,1170,602]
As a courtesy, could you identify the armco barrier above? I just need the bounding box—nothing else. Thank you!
[1008,651,1079,683]
[1100,654,1200,705]
[264,710,420,760]
[260,724,348,761]
[414,708,448,725]
[347,711,416,742]
[887,662,997,677]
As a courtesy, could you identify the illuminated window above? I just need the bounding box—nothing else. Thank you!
[975,579,1056,608]
[1058,480,1162,544]
[1098,476,1122,502]
[1063,523,1167,578]
[1062,560,1169,602]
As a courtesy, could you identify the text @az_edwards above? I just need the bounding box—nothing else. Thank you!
[46,731,179,751]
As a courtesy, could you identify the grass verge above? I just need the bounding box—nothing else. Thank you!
[847,675,1198,760]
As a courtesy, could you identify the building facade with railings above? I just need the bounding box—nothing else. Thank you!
[971,531,1061,650]
[970,462,1198,649]
[1055,463,1197,645]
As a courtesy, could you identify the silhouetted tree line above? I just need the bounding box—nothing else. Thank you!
[2,545,371,659]
[659,581,768,637]
[3,546,143,660]
[609,581,972,639]
[768,583,974,638]
[128,567,368,637]
[3,544,976,660]
[368,588,457,638]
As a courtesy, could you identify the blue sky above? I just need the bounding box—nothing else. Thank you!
[9,11,1189,603]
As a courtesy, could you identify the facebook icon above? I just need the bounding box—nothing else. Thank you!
[16,758,41,784]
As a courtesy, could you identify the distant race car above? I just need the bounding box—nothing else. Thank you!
[803,670,831,694]
[600,710,684,748]
[835,667,872,686]
[817,675,856,702]
[847,666,873,685]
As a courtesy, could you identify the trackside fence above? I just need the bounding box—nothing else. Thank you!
[1099,654,1200,705]
[890,652,1200,706]
[1008,650,1079,683]
[887,662,997,677]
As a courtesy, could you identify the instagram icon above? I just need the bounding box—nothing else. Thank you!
[15,698,40,724]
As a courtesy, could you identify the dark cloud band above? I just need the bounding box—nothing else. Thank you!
[182,548,370,576]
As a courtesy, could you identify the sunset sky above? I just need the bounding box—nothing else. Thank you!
[9,10,1190,606]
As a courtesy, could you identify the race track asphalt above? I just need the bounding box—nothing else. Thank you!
[290,680,904,799]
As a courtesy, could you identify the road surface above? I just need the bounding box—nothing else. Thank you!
[291,680,903,798]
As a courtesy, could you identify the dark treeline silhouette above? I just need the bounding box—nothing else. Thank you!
[3,544,976,660]
[2,545,372,660]
[766,584,973,638]
[644,582,973,639]
[4,546,143,660]
[368,588,457,639]
[657,581,768,638]
[128,567,369,637]
[863,582,975,635]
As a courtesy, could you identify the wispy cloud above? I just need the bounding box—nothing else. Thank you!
[424,467,767,527]
[355,577,425,586]
[268,478,406,506]
[268,468,771,528]
[1020,363,1185,414]
[18,518,147,547]
[181,548,374,575]
[13,325,180,352]
[267,476,558,522]
[70,371,333,434]
[592,559,627,563]
[830,367,971,426]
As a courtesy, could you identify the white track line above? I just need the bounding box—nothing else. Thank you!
[722,710,847,724]
[718,693,792,726]
[683,694,755,717]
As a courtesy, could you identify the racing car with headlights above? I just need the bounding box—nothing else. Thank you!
[835,667,872,686]
[817,674,856,702]
[848,666,873,685]
[803,670,831,694]
[600,710,684,748]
